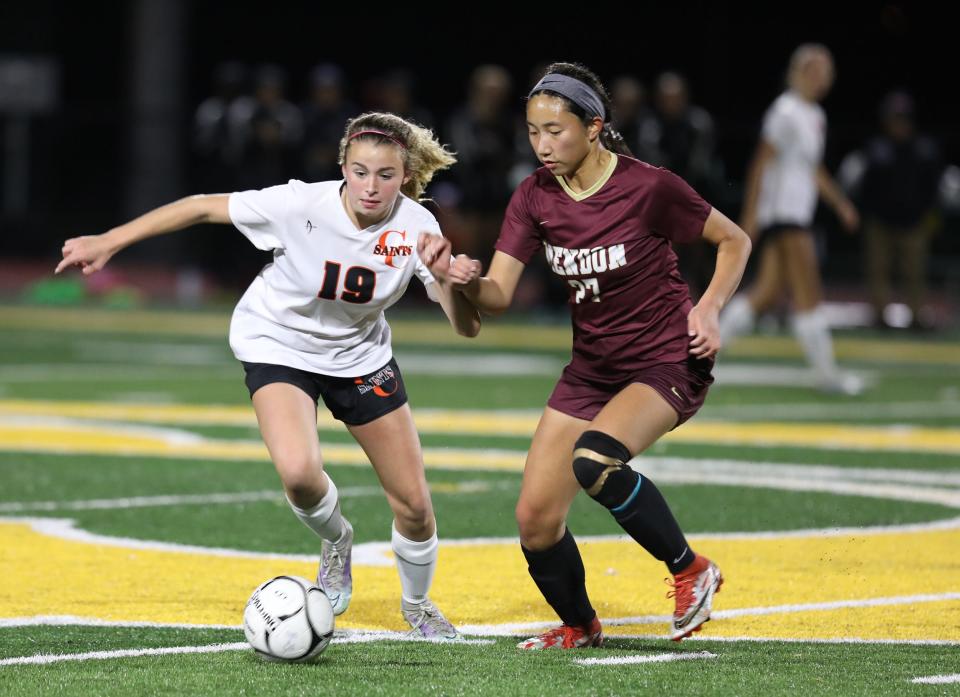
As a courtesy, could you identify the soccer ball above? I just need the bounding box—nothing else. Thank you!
[243,575,335,662]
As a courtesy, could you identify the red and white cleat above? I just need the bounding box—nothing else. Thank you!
[517,616,604,650]
[667,554,723,641]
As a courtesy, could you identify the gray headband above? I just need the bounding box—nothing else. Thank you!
[528,73,606,121]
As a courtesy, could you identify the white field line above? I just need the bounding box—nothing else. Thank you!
[0,414,208,444]
[0,480,512,513]
[3,416,959,506]
[459,593,960,636]
[68,340,564,376]
[1,517,333,563]
[8,409,960,487]
[3,617,958,650]
[612,593,960,625]
[0,632,496,666]
[0,491,284,513]
[712,364,875,388]
[0,616,241,630]
[0,351,564,380]
[5,515,960,570]
[602,634,960,647]
[393,351,563,376]
[575,651,717,666]
[0,643,250,666]
[0,365,241,382]
[912,674,960,685]
[75,341,229,366]
[702,400,960,422]
[7,394,960,426]
[646,471,960,508]
[639,457,960,487]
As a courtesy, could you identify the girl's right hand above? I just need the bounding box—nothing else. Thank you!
[55,234,116,275]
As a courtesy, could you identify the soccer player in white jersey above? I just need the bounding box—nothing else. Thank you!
[55,112,482,639]
[719,44,863,394]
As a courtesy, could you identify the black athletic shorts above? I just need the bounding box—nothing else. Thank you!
[241,357,408,426]
[756,222,808,246]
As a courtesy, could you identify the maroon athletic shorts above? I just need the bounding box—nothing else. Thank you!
[547,356,715,428]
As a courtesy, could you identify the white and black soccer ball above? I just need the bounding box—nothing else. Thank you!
[243,575,335,663]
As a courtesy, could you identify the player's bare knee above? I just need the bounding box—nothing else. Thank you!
[391,495,433,537]
[516,503,563,549]
[572,430,640,511]
[276,459,326,506]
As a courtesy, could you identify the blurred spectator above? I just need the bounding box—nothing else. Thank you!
[636,71,721,296]
[839,91,945,330]
[368,68,435,130]
[444,65,520,260]
[609,75,647,155]
[302,63,357,182]
[192,61,247,191]
[227,64,304,190]
[636,71,719,195]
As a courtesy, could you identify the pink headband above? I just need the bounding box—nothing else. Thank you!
[347,129,407,150]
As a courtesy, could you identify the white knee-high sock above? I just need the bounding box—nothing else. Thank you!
[792,306,838,381]
[719,294,756,346]
[391,522,438,605]
[286,473,347,543]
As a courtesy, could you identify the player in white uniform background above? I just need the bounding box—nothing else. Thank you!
[56,111,482,638]
[719,44,862,393]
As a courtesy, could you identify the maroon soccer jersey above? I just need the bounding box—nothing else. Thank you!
[495,154,712,382]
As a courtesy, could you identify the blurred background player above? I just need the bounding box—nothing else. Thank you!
[719,44,862,394]
[55,112,479,640]
[420,61,751,647]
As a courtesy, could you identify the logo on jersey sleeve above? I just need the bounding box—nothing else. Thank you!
[373,230,413,268]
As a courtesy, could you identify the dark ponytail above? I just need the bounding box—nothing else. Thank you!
[530,62,634,157]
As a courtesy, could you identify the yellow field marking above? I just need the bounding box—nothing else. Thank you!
[0,519,956,641]
[0,400,260,427]
[4,420,960,468]
[4,400,960,454]
[663,421,960,454]
[0,422,527,469]
[3,305,959,365]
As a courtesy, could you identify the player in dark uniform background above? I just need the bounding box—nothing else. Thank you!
[420,62,752,648]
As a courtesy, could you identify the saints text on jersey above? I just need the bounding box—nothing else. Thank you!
[373,230,413,268]
[543,242,627,276]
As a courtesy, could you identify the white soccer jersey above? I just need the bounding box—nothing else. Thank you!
[756,90,826,228]
[227,179,440,377]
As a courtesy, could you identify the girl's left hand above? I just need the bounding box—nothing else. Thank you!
[687,303,721,358]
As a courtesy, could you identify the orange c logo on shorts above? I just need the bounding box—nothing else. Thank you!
[373,382,398,398]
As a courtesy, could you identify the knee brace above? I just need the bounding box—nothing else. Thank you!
[572,430,640,511]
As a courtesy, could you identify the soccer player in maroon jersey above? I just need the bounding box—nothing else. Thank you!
[419,62,751,647]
